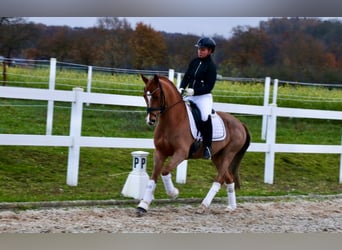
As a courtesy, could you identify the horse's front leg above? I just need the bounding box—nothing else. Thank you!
[160,153,186,199]
[136,151,165,216]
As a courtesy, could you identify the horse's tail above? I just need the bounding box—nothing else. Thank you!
[229,123,251,189]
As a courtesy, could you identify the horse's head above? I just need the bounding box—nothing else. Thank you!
[141,74,166,126]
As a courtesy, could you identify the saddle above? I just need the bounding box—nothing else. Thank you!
[188,101,205,138]
[185,101,226,158]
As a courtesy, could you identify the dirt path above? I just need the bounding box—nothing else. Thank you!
[0,197,341,233]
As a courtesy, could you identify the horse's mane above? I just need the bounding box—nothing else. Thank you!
[157,75,179,93]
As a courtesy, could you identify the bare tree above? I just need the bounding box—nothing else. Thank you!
[95,17,133,68]
[0,17,34,59]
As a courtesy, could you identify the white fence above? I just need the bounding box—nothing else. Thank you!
[1,84,342,185]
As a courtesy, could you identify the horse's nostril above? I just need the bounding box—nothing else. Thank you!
[147,119,156,126]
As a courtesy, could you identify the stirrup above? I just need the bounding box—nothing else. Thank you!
[203,146,212,160]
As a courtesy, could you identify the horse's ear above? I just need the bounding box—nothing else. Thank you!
[141,74,148,84]
[153,74,159,83]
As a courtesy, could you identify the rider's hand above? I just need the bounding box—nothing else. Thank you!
[178,88,184,94]
[186,88,194,96]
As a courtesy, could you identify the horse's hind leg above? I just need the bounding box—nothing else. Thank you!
[197,181,222,214]
[196,160,226,213]
[219,161,237,210]
[222,156,240,210]
[224,137,250,211]
[196,152,237,214]
[225,175,237,210]
[216,158,237,211]
[198,180,235,214]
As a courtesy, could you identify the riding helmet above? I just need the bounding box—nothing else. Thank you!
[195,37,216,53]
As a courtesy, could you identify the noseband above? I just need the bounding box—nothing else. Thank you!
[145,76,183,123]
[145,79,166,115]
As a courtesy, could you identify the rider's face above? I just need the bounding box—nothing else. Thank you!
[197,47,211,58]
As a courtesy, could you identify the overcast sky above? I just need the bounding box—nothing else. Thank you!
[27,17,276,38]
[27,17,341,39]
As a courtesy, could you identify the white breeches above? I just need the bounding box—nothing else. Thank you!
[185,93,213,121]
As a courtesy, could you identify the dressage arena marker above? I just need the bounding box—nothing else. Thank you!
[121,151,150,199]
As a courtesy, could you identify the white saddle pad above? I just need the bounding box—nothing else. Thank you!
[185,103,226,141]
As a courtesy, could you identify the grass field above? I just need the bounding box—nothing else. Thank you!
[0,65,342,202]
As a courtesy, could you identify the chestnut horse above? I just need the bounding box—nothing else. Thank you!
[137,74,250,216]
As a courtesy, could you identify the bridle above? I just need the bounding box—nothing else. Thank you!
[145,79,166,115]
[144,77,183,122]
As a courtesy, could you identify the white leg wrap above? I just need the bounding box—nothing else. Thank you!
[138,180,156,210]
[226,183,237,210]
[201,182,221,208]
[161,173,179,198]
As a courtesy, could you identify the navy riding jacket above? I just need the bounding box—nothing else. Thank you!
[180,55,217,96]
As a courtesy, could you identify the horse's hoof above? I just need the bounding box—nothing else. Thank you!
[170,188,179,200]
[136,207,147,217]
[195,204,207,214]
[225,205,237,211]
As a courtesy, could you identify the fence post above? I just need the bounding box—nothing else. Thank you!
[176,160,188,184]
[340,130,342,184]
[264,104,277,184]
[261,77,271,140]
[340,156,342,184]
[46,58,56,135]
[176,73,182,88]
[66,87,84,186]
[168,69,175,82]
[2,60,6,86]
[272,79,279,105]
[86,66,92,106]
[263,78,279,184]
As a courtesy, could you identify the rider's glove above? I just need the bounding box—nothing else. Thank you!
[185,88,194,96]
[178,88,184,94]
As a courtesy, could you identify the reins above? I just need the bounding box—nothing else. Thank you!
[145,77,183,117]
[163,99,183,113]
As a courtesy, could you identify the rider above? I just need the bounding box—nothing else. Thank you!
[179,37,217,160]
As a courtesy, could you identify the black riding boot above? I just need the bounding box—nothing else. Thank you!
[201,116,212,160]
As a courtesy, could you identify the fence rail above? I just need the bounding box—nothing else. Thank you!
[0,85,341,186]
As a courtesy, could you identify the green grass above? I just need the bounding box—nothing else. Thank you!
[0,65,342,202]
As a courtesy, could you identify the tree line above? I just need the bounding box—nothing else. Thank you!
[1,17,342,84]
